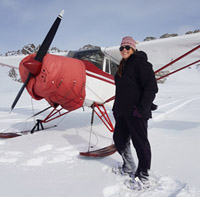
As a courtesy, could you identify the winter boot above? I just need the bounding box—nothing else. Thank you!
[112,163,135,178]
[120,144,136,176]
[135,170,150,189]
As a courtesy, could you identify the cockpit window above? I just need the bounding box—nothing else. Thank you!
[67,49,104,70]
[110,60,118,76]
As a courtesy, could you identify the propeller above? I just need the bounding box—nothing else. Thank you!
[11,10,64,111]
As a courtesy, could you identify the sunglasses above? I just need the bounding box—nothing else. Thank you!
[119,45,131,51]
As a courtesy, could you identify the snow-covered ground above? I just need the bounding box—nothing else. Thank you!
[0,58,200,196]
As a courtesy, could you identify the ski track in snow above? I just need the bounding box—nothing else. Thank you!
[153,96,200,121]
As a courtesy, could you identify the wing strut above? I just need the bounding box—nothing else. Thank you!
[155,44,200,74]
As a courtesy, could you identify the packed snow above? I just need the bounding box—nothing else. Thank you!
[0,54,200,196]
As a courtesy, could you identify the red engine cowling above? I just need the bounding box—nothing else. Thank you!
[19,54,86,111]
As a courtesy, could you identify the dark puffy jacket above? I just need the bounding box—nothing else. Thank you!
[113,51,158,119]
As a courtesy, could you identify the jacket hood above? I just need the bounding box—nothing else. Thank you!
[135,50,148,61]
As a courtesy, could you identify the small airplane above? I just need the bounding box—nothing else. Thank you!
[0,10,200,157]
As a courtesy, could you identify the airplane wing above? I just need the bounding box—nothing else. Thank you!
[103,32,200,72]
[0,62,19,70]
[0,55,25,69]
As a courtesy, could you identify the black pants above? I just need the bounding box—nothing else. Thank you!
[113,116,151,174]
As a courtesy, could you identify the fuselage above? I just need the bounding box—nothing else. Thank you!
[67,48,117,107]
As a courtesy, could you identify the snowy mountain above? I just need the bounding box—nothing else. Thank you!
[0,52,200,196]
[3,44,66,56]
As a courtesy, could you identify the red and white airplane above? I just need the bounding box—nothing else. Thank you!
[0,10,200,157]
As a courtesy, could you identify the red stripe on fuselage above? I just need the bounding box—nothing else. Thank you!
[81,60,115,85]
[86,72,115,85]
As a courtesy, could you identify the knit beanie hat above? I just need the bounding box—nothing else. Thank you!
[120,36,136,51]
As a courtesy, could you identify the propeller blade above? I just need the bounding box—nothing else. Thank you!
[10,10,64,111]
[35,10,64,62]
[10,72,32,112]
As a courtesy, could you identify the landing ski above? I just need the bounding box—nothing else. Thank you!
[79,144,116,157]
[0,125,57,139]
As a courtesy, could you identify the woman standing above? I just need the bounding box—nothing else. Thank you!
[113,36,158,184]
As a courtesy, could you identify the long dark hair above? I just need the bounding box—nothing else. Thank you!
[117,48,136,77]
[118,59,125,77]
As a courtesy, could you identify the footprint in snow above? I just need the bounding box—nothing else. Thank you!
[102,167,200,197]
[47,146,79,164]
[0,151,23,163]
[24,145,78,166]
[103,186,121,197]
[25,157,45,166]
[33,144,54,154]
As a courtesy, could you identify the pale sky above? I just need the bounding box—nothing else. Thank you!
[0,0,199,53]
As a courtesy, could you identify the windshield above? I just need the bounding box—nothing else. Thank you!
[67,49,104,70]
